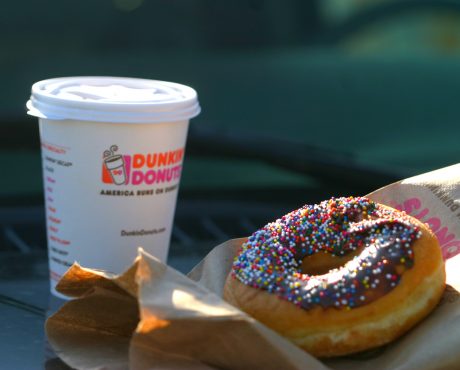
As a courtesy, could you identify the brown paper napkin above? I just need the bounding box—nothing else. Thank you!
[47,163,460,370]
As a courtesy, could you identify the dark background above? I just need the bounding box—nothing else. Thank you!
[4,0,460,208]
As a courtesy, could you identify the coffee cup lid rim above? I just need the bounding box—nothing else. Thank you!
[26,76,201,123]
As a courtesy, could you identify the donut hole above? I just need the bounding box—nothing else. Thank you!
[300,249,362,276]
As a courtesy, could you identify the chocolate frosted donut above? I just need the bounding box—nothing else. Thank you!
[223,196,446,357]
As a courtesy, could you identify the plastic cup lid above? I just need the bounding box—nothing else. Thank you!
[26,76,201,123]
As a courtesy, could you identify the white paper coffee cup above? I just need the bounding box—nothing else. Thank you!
[27,76,200,296]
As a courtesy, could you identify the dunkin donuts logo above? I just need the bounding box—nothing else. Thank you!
[102,145,183,186]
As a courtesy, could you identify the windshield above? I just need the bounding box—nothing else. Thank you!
[4,0,460,204]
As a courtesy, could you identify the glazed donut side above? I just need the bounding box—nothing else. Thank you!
[223,203,446,357]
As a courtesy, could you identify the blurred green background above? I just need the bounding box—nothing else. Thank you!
[3,0,460,204]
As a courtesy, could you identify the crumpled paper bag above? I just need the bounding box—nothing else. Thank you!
[46,163,460,370]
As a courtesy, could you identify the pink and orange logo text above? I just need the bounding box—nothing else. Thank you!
[102,145,183,186]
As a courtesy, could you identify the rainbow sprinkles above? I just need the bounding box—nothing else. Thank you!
[231,196,422,310]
